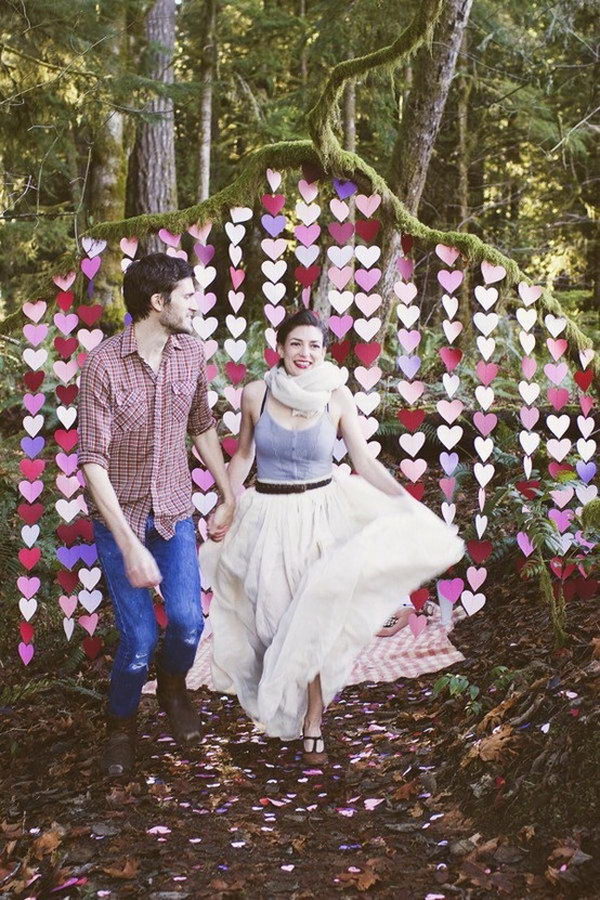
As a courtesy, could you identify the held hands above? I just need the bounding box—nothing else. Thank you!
[208,499,235,542]
[123,540,162,588]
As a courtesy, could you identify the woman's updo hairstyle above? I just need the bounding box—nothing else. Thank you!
[275,308,329,349]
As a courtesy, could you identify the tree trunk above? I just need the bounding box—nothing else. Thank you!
[298,0,308,87]
[197,0,217,201]
[377,0,474,339]
[86,7,129,320]
[457,30,472,328]
[131,0,178,252]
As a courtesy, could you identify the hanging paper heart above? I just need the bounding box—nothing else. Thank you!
[53,272,76,291]
[80,257,101,280]
[261,214,287,237]
[399,432,425,456]
[545,314,567,337]
[297,178,318,202]
[435,244,460,266]
[396,257,414,280]
[396,305,420,328]
[354,318,381,342]
[574,370,593,392]
[577,416,594,439]
[21,436,45,459]
[440,451,459,475]
[518,282,542,304]
[474,286,498,310]
[355,366,382,390]
[328,315,353,340]
[442,320,463,344]
[546,414,570,438]
[332,179,357,200]
[400,458,427,482]
[188,222,212,243]
[266,168,282,192]
[354,343,381,366]
[23,323,48,347]
[394,281,418,304]
[476,337,496,360]
[441,294,459,320]
[355,193,381,217]
[475,436,494,461]
[397,381,425,405]
[355,293,381,317]
[473,462,494,487]
[437,270,463,294]
[408,613,427,638]
[579,348,594,369]
[516,308,536,331]
[437,578,464,604]
[355,220,380,242]
[547,438,572,461]
[81,237,107,257]
[398,355,421,379]
[355,246,381,269]
[461,591,486,615]
[481,261,506,284]
[521,356,537,379]
[439,347,462,371]
[23,300,47,323]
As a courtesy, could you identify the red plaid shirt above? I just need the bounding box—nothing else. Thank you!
[78,324,215,541]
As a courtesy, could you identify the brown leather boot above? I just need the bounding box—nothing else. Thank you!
[101,714,136,776]
[156,669,201,745]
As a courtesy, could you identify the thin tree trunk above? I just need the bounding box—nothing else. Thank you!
[131,0,178,252]
[197,0,217,201]
[298,0,308,87]
[377,0,474,339]
[457,30,472,328]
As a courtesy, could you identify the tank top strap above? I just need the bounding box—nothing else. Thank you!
[259,384,268,416]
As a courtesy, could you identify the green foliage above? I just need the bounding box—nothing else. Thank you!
[432,673,483,717]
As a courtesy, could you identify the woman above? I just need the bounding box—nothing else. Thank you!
[200,309,464,763]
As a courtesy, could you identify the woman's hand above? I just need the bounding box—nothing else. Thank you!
[208,499,235,541]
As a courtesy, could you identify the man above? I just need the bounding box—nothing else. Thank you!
[78,252,235,776]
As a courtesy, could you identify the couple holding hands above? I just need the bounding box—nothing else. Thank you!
[79,252,464,777]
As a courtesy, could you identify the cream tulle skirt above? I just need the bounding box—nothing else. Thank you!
[190,472,465,740]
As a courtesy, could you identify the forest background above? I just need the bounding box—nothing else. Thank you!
[0,1,599,895]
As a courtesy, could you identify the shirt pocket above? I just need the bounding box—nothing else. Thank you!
[114,387,147,433]
[171,378,196,422]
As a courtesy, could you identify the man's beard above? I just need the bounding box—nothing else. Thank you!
[161,312,194,335]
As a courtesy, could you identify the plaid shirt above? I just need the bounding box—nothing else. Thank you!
[78,324,215,541]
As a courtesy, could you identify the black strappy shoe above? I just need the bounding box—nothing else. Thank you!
[302,733,328,765]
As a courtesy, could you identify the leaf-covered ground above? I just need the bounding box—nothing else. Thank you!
[1,577,598,899]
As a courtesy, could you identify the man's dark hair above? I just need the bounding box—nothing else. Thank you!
[123,253,195,322]
[276,308,329,349]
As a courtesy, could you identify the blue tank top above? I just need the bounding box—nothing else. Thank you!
[254,388,336,482]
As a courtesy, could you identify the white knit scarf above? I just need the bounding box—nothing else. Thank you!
[264,361,348,417]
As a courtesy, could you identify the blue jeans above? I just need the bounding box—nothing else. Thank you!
[93,516,203,718]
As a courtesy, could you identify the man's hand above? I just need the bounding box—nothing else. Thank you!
[122,540,162,588]
[208,500,235,542]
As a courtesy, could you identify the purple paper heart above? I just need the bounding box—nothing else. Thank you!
[21,436,45,459]
[576,460,596,484]
[333,179,357,200]
[440,452,459,476]
[194,244,215,265]
[79,543,99,566]
[124,312,133,325]
[398,355,421,379]
[81,256,101,280]
[261,214,287,237]
[516,532,535,557]
[56,546,81,569]
[549,508,573,534]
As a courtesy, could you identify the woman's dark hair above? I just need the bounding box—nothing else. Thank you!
[275,309,329,349]
[123,253,195,322]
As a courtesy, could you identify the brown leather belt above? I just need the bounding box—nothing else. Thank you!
[255,478,332,495]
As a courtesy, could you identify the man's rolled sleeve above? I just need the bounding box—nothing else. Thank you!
[187,345,216,435]
[78,353,113,469]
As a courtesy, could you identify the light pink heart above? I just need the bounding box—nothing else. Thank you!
[52,272,76,291]
[544,362,568,385]
[435,244,460,266]
[396,257,414,280]
[328,266,353,290]
[23,301,47,323]
[521,356,537,379]
[397,329,421,353]
[79,613,99,636]
[187,222,212,242]
[158,228,181,247]
[517,532,534,557]
[394,281,418,304]
[518,282,542,304]
[328,315,353,339]
[23,393,45,415]
[23,324,48,346]
[298,179,318,203]
[59,594,78,617]
[408,613,427,638]
[354,366,382,390]
[19,480,43,502]
[467,566,487,591]
[519,407,539,430]
[355,193,381,217]
[17,575,40,599]
[400,459,427,482]
[437,270,463,294]
[355,268,381,292]
[355,293,381,316]
[119,236,138,258]
[54,312,79,335]
[481,261,506,284]
[56,452,78,475]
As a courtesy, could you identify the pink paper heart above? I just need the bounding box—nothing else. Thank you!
[397,380,424,405]
[328,266,353,290]
[78,613,99,636]
[439,477,456,500]
[23,323,48,346]
[481,261,506,284]
[355,268,381,292]
[80,257,100,280]
[19,480,43,503]
[56,452,78,475]
[192,468,215,491]
[408,613,427,638]
[196,291,216,314]
[518,282,542,303]
[394,281,418,304]
[328,315,353,339]
[397,329,421,353]
[354,366,382,390]
[521,356,537,379]
[517,532,534,557]
[519,407,539,430]
[355,193,381,217]
[17,575,41,599]
[295,224,321,247]
[266,168,282,192]
[298,179,318,203]
[472,411,497,437]
[19,642,34,665]
[396,257,414,280]
[400,458,427,482]
[438,577,464,604]
[119,236,138,258]
[187,222,212,242]
[547,338,568,361]
[54,312,79,335]
[23,301,47,323]
[435,244,460,266]
[437,270,463,294]
[549,508,573,534]
[547,387,570,410]
[59,595,78,617]
[355,293,382,317]
[467,566,487,591]
[23,393,45,415]
[52,272,76,291]
[158,228,181,247]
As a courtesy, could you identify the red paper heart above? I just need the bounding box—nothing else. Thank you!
[18,548,41,570]
[264,349,279,367]
[549,558,576,580]
[404,483,425,501]
[355,220,381,242]
[20,622,35,643]
[410,588,429,611]
[327,222,354,245]
[547,462,575,478]
[77,518,94,541]
[225,362,247,385]
[83,636,103,659]
[467,540,493,564]
[56,570,79,593]
[77,304,103,326]
[261,194,286,215]
[56,523,79,546]
[294,265,321,287]
[54,429,78,452]
[354,342,381,366]
[20,459,46,480]
[439,347,463,372]
[56,384,79,404]
[397,409,426,432]
[574,370,593,392]
[329,341,351,364]
[18,503,44,524]
[562,580,577,602]
[54,336,78,359]
[154,603,168,629]
[23,371,45,391]
[56,291,75,311]
[515,480,541,499]
[401,234,414,254]
[575,577,598,600]
[76,351,88,369]
[221,437,238,457]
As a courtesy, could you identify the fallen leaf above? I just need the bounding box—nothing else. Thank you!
[101,858,140,879]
